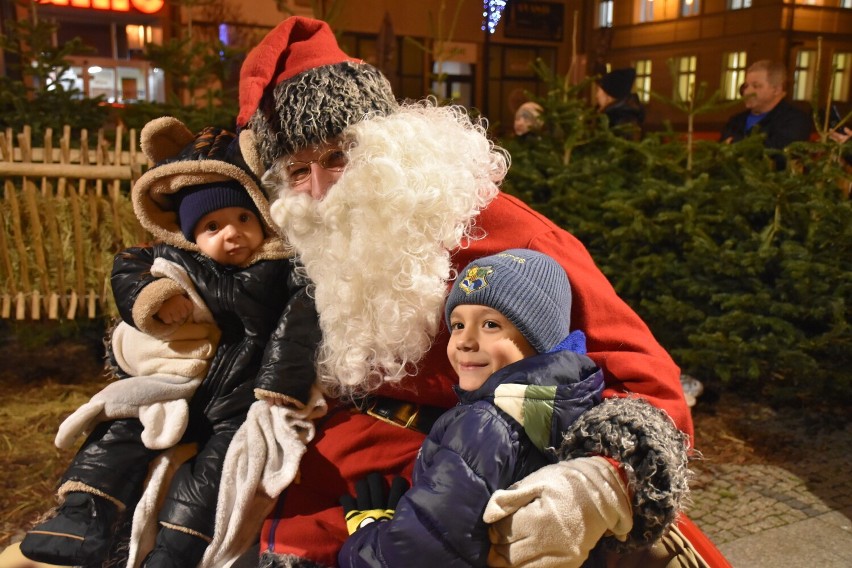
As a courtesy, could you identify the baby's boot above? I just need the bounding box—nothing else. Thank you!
[142,525,209,568]
[20,491,118,565]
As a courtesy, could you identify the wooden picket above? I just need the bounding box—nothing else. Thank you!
[0,125,149,320]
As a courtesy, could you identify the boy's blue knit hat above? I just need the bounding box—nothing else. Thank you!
[176,180,260,242]
[444,249,572,354]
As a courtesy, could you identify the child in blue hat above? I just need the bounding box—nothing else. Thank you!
[339,249,641,567]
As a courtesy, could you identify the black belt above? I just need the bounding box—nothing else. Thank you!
[356,396,447,435]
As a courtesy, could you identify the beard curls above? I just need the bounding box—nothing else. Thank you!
[265,102,507,399]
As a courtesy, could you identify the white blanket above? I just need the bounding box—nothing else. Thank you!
[126,393,327,567]
[55,258,219,450]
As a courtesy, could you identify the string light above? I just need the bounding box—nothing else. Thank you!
[482,0,508,34]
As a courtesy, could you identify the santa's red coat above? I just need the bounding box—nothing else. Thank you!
[261,192,704,566]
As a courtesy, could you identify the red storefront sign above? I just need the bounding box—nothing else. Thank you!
[37,0,164,15]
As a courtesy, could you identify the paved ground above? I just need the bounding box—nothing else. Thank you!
[689,415,852,566]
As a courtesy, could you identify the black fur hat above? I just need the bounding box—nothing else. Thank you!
[599,67,637,100]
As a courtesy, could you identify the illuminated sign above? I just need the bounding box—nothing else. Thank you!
[38,0,165,15]
[503,1,564,42]
[439,42,478,65]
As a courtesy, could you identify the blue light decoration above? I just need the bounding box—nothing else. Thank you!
[482,0,508,34]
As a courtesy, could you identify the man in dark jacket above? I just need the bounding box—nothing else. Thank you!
[595,67,645,141]
[720,59,812,164]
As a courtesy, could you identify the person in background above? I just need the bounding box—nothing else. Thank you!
[513,101,544,139]
[829,124,852,196]
[594,67,645,140]
[830,125,851,145]
[720,59,812,158]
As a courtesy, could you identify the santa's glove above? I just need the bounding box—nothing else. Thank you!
[484,456,632,568]
[558,396,692,554]
[340,473,409,535]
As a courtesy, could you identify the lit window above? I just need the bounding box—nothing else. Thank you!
[832,52,851,102]
[118,67,147,102]
[728,0,752,9]
[597,0,613,28]
[47,67,81,93]
[634,59,652,103]
[639,0,654,23]
[674,56,697,103]
[681,0,700,17]
[793,50,815,101]
[88,66,116,101]
[841,0,852,8]
[125,25,161,51]
[722,51,748,100]
[431,61,473,106]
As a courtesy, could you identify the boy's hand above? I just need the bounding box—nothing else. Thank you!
[157,294,193,324]
[340,473,409,535]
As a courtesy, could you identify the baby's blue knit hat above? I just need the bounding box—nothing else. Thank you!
[176,180,260,242]
[445,249,572,354]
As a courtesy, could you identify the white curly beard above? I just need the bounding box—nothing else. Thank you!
[266,102,506,399]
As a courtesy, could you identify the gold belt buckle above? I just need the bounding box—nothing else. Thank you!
[365,398,421,430]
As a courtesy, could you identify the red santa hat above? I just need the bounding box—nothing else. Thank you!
[238,16,398,166]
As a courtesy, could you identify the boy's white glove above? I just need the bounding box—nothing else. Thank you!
[483,456,633,568]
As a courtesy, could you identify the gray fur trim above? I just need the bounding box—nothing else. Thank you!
[558,396,692,554]
[239,129,267,181]
[258,552,331,568]
[248,62,397,166]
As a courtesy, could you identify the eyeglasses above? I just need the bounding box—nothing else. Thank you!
[284,147,349,185]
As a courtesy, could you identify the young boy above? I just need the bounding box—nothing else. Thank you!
[338,248,626,567]
[20,118,320,568]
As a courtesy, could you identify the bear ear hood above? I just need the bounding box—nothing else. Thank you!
[140,116,195,164]
[132,117,288,260]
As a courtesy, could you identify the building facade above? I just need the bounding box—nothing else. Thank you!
[1,0,174,105]
[206,0,580,137]
[586,0,852,131]
[2,0,850,135]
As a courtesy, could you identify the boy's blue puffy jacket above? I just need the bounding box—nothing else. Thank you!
[339,349,604,567]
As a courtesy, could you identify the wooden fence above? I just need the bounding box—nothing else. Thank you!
[0,125,150,320]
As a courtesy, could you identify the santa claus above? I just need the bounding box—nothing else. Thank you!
[237,16,728,568]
